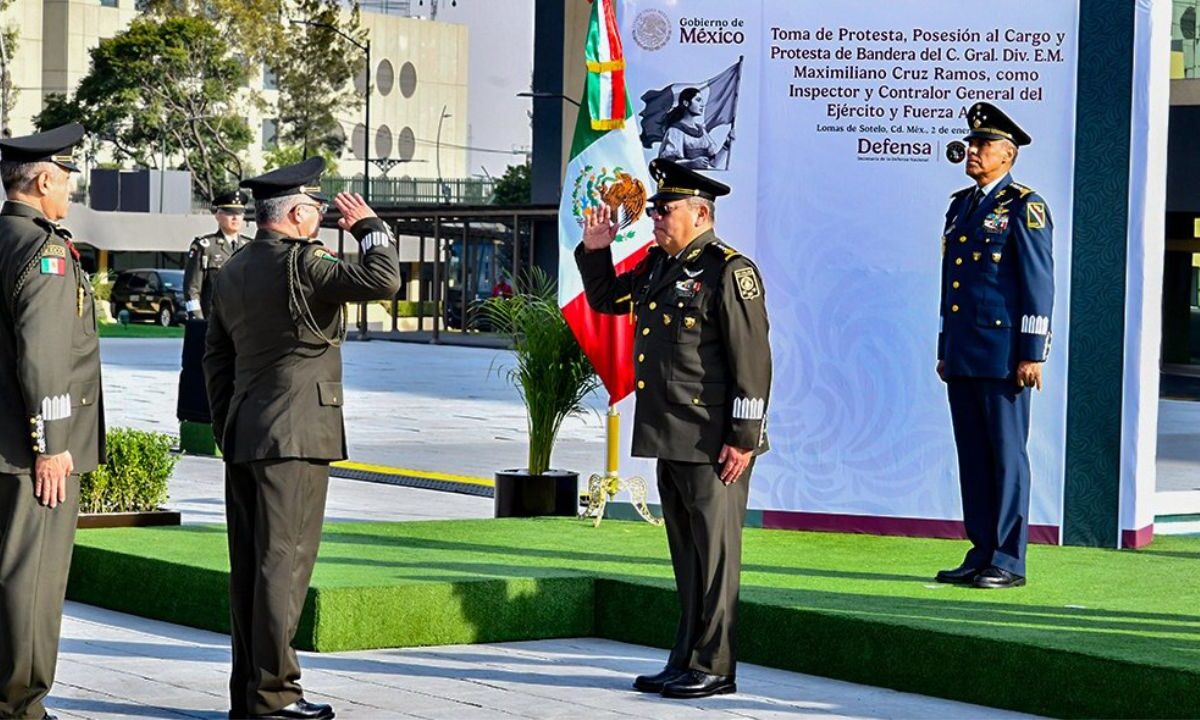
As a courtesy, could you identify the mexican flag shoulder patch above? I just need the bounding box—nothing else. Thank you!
[40,256,65,276]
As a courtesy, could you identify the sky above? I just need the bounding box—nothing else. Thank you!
[420,0,535,179]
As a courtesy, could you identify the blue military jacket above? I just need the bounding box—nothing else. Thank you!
[938,174,1054,379]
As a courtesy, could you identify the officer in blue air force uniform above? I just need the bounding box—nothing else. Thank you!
[935,102,1053,590]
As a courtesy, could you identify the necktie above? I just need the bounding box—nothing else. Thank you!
[967,188,985,216]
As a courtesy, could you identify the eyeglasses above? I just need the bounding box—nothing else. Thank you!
[646,202,680,219]
[296,202,329,216]
[215,209,242,218]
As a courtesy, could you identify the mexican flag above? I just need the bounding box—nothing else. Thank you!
[558,0,654,405]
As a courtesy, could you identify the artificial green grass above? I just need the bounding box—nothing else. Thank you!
[68,519,1200,719]
[98,322,184,338]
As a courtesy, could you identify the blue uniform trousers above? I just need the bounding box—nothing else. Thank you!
[946,378,1031,576]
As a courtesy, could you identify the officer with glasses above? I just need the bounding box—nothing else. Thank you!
[575,158,772,700]
[203,157,400,720]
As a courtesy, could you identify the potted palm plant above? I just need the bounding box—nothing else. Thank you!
[480,268,600,517]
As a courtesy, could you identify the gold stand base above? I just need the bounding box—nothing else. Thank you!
[583,472,662,528]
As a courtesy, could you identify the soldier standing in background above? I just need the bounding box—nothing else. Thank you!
[184,189,251,320]
[936,102,1055,590]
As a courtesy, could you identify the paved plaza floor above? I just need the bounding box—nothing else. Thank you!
[55,601,1035,720]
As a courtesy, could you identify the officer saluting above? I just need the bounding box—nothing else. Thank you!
[936,102,1054,590]
[184,189,251,320]
[203,158,399,720]
[576,159,771,699]
[0,123,104,719]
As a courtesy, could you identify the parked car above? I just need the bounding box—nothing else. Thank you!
[109,269,188,327]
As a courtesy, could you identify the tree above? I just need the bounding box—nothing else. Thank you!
[263,144,339,175]
[274,0,366,157]
[141,0,365,160]
[34,16,252,202]
[0,0,19,135]
[492,163,532,205]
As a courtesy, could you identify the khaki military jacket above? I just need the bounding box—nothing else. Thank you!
[203,218,400,463]
[575,230,772,463]
[0,201,104,474]
[184,231,250,318]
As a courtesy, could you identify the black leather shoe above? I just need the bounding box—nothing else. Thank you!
[973,566,1026,589]
[661,670,736,698]
[633,665,687,693]
[250,699,335,720]
[935,563,981,585]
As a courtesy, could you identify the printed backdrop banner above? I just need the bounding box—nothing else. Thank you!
[613,0,1081,531]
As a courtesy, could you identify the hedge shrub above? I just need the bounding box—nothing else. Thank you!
[80,428,176,513]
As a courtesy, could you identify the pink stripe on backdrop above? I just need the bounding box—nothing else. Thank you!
[1121,525,1154,549]
[760,510,1061,545]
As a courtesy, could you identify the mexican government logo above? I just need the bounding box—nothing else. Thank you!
[570,167,647,244]
[633,9,671,51]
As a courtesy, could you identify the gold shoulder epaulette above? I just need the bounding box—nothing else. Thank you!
[1011,182,1034,198]
[707,240,741,261]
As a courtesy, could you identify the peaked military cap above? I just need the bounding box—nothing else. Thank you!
[239,156,327,201]
[966,102,1031,147]
[0,123,85,172]
[646,158,731,203]
[211,189,249,209]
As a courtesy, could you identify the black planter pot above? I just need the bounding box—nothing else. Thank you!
[494,469,579,518]
[77,509,182,529]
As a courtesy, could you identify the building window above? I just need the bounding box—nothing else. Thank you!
[399,61,417,98]
[377,59,395,96]
[262,119,278,150]
[263,64,278,91]
[100,0,118,7]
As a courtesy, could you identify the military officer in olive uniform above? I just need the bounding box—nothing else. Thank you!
[576,159,771,700]
[184,190,251,320]
[936,102,1054,590]
[0,123,104,720]
[204,158,399,720]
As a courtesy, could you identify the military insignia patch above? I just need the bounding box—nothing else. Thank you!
[198,238,210,247]
[734,267,761,300]
[40,256,65,276]
[982,213,1010,233]
[662,314,672,326]
[972,252,982,262]
[992,252,1002,263]
[313,248,339,263]
[41,244,66,258]
[685,247,702,261]
[1027,201,1047,229]
[683,316,697,330]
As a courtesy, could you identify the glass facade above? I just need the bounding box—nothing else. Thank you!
[1174,0,1200,78]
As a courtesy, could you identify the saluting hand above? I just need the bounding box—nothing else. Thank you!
[718,444,753,485]
[582,203,619,251]
[35,450,73,508]
[1016,361,1043,391]
[334,193,376,231]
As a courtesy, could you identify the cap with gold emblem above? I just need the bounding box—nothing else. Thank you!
[965,102,1031,147]
[211,189,249,210]
[239,156,327,201]
[646,158,731,203]
[0,123,85,172]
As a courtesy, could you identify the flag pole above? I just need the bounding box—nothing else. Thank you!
[724,55,745,171]
[584,404,661,527]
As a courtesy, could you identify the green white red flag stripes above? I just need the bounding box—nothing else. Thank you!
[559,0,653,404]
[584,0,626,131]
